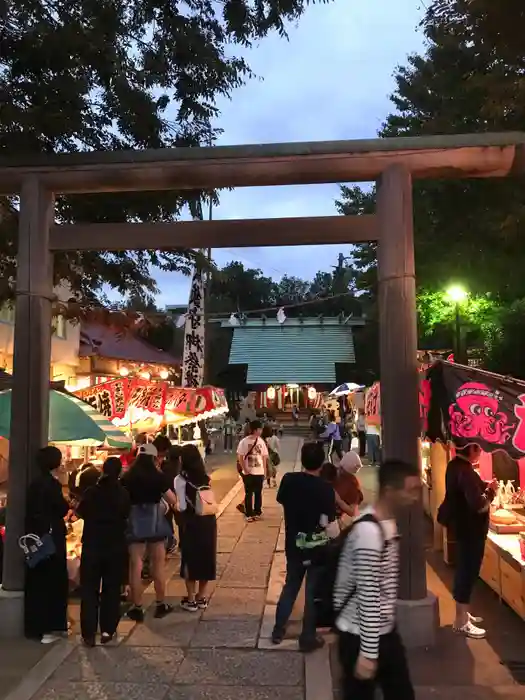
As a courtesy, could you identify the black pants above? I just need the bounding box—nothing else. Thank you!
[243,474,264,517]
[358,431,366,457]
[80,547,125,639]
[330,440,344,460]
[453,535,485,604]
[224,433,233,451]
[338,629,414,700]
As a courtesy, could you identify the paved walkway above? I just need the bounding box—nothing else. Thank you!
[5,437,319,700]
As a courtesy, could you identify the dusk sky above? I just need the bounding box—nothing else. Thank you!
[156,0,426,307]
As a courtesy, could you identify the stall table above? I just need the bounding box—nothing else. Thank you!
[480,531,525,619]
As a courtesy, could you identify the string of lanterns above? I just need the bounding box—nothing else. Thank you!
[118,364,171,381]
[265,385,317,401]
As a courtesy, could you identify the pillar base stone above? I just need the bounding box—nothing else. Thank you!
[0,587,24,638]
[396,593,439,649]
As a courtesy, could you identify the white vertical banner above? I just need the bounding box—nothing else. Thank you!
[181,212,206,388]
[181,266,205,389]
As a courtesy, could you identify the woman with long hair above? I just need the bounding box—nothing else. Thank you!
[121,443,178,622]
[175,444,217,612]
[24,446,69,644]
[77,457,130,646]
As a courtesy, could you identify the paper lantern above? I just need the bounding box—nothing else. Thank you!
[267,386,276,401]
[308,386,317,401]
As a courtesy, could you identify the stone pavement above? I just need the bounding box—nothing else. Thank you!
[5,436,325,700]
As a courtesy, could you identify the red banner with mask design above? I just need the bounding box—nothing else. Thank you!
[426,360,525,458]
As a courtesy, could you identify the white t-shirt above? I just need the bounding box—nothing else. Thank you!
[237,436,268,476]
[339,450,362,475]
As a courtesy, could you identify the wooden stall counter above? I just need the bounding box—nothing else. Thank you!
[480,531,525,619]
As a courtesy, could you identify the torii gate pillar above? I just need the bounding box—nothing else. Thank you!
[377,164,438,647]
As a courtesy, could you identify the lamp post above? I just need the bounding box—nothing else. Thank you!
[446,285,468,363]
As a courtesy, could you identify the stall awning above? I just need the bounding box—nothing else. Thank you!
[228,320,356,384]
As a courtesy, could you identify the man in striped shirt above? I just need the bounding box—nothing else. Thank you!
[334,459,421,700]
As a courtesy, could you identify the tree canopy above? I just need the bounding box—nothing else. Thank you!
[207,256,362,318]
[336,0,525,376]
[1,0,332,304]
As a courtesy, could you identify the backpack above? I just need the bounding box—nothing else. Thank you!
[268,446,281,467]
[313,512,386,629]
[186,482,218,516]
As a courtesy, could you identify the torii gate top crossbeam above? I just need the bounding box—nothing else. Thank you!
[1,132,525,195]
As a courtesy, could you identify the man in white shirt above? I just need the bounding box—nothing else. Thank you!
[333,458,421,699]
[236,420,268,522]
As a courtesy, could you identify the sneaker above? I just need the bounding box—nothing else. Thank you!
[196,597,209,610]
[299,635,325,653]
[453,621,486,639]
[469,613,483,624]
[81,636,96,648]
[245,516,255,523]
[154,602,174,619]
[41,634,61,645]
[253,514,263,521]
[100,633,113,645]
[180,598,199,612]
[126,605,145,623]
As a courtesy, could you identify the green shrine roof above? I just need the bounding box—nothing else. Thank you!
[226,318,359,384]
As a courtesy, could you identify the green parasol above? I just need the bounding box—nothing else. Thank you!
[0,389,132,448]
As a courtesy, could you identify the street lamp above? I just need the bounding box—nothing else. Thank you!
[446,285,468,362]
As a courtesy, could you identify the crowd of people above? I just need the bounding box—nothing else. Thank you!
[23,437,217,647]
[19,410,496,700]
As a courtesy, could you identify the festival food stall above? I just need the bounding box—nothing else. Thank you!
[0,386,132,589]
[426,361,525,620]
[76,378,229,459]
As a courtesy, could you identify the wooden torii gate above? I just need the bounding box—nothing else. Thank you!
[1,132,525,639]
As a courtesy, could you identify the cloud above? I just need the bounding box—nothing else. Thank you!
[155,0,426,308]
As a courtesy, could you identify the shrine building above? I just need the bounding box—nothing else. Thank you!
[214,316,365,412]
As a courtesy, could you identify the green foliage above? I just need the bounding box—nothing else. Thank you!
[1,0,332,304]
[207,255,363,317]
[483,299,525,378]
[417,289,495,337]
